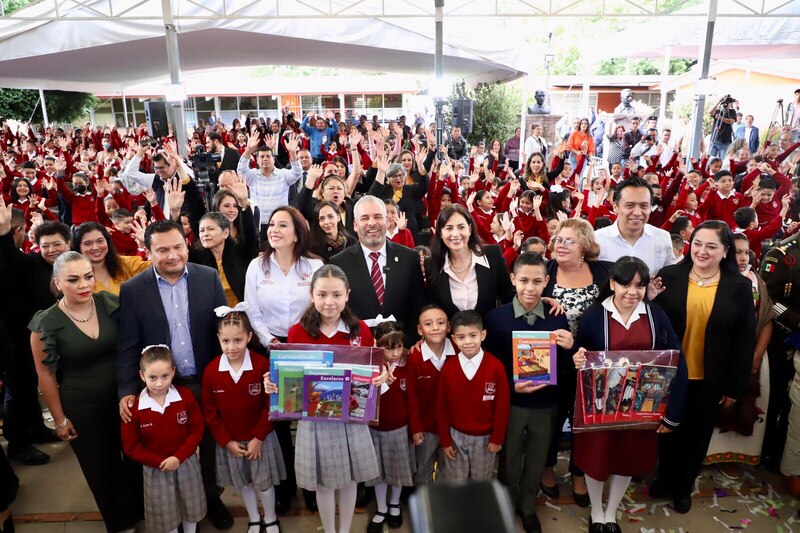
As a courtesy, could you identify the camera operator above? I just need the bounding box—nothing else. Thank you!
[630,127,660,165]
[709,94,737,159]
[206,131,239,173]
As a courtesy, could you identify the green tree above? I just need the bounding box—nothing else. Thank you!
[0,89,98,124]
[447,81,519,146]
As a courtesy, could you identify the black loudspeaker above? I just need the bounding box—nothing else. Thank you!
[451,98,473,135]
[144,101,169,139]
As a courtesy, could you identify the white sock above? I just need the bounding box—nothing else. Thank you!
[604,475,631,523]
[337,482,358,533]
[373,481,388,522]
[181,522,197,533]
[585,474,606,524]
[259,486,278,531]
[389,485,402,515]
[241,484,261,523]
[166,529,178,533]
[316,485,337,533]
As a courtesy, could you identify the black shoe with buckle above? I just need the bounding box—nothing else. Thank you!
[367,511,387,533]
[589,517,606,533]
[605,521,622,533]
[539,482,559,499]
[387,503,403,528]
[263,518,280,532]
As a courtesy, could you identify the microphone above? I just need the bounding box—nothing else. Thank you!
[383,266,391,274]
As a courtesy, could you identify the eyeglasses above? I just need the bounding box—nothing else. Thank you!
[40,241,67,250]
[552,237,577,247]
[153,166,168,171]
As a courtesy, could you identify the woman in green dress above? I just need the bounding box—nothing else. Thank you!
[29,251,142,532]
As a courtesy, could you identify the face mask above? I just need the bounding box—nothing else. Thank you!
[103,142,112,151]
[651,197,660,207]
[73,184,88,194]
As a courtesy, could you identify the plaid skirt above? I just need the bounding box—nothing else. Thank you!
[295,420,379,490]
[367,426,416,487]
[143,455,207,533]
[446,428,495,483]
[215,432,287,492]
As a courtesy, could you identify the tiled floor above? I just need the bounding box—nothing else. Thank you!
[6,440,799,532]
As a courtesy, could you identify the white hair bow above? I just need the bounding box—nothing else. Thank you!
[364,314,397,328]
[214,301,253,318]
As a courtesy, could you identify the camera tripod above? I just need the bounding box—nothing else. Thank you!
[768,99,786,134]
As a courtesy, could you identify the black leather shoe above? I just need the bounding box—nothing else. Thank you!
[648,478,670,499]
[274,498,288,516]
[0,513,14,533]
[303,489,318,512]
[367,511,387,533]
[387,503,403,528]
[539,482,559,499]
[588,518,606,533]
[573,489,590,508]
[263,518,280,532]
[31,428,61,444]
[521,512,542,533]
[8,446,49,466]
[605,521,622,533]
[207,497,234,529]
[673,495,692,514]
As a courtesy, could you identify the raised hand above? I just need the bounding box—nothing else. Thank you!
[375,154,390,174]
[397,211,408,231]
[143,187,157,206]
[307,163,324,184]
[225,173,250,205]
[164,177,185,213]
[0,196,11,235]
[284,133,300,157]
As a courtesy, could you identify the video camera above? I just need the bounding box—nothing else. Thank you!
[718,94,736,109]
[191,145,221,189]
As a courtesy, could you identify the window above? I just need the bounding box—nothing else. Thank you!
[195,97,216,111]
[258,96,278,110]
[366,95,382,108]
[321,94,340,110]
[301,95,319,116]
[219,97,237,111]
[384,94,402,108]
[239,96,258,110]
[345,94,364,109]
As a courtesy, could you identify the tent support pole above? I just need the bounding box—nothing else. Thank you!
[121,91,129,127]
[434,0,444,157]
[519,74,528,172]
[660,46,670,119]
[39,89,49,128]
[161,0,188,158]
[687,0,717,161]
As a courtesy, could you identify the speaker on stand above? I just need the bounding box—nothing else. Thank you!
[451,98,473,136]
[144,101,170,139]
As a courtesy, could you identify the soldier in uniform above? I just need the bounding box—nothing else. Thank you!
[760,232,800,496]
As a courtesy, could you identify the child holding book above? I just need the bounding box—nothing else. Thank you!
[120,345,206,533]
[407,305,457,485]
[437,310,510,482]
[366,321,416,532]
[285,264,389,533]
[483,252,575,533]
[202,309,285,533]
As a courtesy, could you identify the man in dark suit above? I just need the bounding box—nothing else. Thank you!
[116,219,233,529]
[734,114,760,154]
[330,195,427,345]
[208,131,240,172]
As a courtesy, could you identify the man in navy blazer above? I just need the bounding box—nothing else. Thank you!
[330,195,427,345]
[735,114,760,154]
[116,219,233,529]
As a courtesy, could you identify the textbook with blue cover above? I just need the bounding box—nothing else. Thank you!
[269,350,333,418]
[302,366,351,422]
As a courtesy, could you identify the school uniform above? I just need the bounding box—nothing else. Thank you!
[406,339,456,484]
[201,350,286,492]
[288,320,380,490]
[367,363,416,488]
[120,385,207,533]
[699,190,745,228]
[437,349,510,482]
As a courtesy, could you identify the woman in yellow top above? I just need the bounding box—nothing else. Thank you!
[649,220,755,514]
[71,222,150,295]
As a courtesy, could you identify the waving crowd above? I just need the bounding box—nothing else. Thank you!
[1,89,800,533]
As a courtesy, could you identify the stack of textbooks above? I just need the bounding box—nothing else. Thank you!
[573,350,679,432]
[270,350,380,423]
[512,331,557,384]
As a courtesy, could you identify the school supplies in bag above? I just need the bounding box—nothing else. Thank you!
[573,350,679,432]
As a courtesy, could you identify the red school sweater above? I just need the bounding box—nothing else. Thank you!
[120,386,205,469]
[699,190,745,229]
[437,350,510,448]
[406,343,454,435]
[376,363,412,432]
[287,320,375,347]
[57,178,97,224]
[201,351,273,447]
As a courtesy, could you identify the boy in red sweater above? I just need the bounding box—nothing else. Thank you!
[407,305,457,485]
[437,310,510,482]
[733,194,790,264]
[698,170,744,228]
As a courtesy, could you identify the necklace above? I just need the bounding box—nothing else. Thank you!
[449,253,473,275]
[62,298,95,323]
[691,267,719,287]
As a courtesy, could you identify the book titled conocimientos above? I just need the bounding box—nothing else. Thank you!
[511,331,557,384]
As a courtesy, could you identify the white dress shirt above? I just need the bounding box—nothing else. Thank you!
[524,135,546,157]
[601,296,647,330]
[595,221,675,276]
[458,349,484,381]
[244,254,324,344]
[422,339,456,371]
[138,385,182,415]
[237,155,302,227]
[443,253,490,312]
[361,242,387,289]
[218,349,253,384]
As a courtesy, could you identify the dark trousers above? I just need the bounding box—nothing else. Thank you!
[763,341,795,469]
[185,380,222,500]
[545,369,584,477]
[274,421,298,503]
[0,445,18,512]
[3,339,49,453]
[657,380,719,498]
